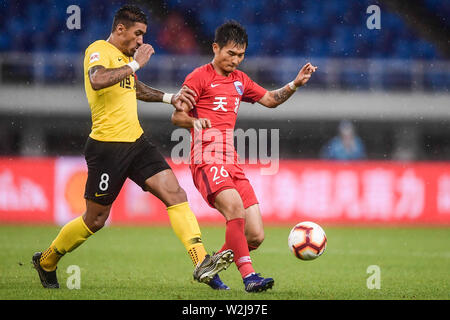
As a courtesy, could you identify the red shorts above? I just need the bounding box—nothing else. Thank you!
[190,163,259,209]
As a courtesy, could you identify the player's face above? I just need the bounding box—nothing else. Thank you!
[213,42,246,74]
[117,22,147,56]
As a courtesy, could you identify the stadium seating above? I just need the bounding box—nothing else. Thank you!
[0,0,443,58]
[0,0,447,89]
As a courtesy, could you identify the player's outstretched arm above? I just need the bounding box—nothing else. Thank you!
[137,82,196,111]
[258,62,317,108]
[136,80,165,102]
[88,44,154,90]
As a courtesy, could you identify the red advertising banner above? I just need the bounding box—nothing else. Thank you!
[0,157,449,225]
[0,158,55,223]
[238,161,450,224]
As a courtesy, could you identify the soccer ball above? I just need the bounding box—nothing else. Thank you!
[288,221,327,260]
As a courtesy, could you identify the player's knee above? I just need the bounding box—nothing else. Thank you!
[247,232,265,250]
[90,217,107,232]
[222,202,245,220]
[167,186,188,206]
[175,186,188,200]
[84,206,110,233]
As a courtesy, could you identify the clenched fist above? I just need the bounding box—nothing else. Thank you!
[133,43,155,68]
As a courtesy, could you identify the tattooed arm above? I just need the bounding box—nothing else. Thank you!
[88,65,134,91]
[258,62,317,108]
[258,85,297,109]
[88,43,155,91]
[136,80,164,102]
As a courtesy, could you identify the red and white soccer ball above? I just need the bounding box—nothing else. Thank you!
[288,221,327,260]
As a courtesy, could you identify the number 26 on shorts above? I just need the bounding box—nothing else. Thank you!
[210,165,229,182]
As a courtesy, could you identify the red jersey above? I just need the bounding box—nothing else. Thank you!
[183,63,267,164]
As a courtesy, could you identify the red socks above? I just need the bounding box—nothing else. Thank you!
[221,218,255,278]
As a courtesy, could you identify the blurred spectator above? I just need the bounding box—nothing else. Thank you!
[320,120,366,160]
[157,12,198,54]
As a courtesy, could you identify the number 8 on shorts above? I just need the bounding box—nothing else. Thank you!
[99,173,109,191]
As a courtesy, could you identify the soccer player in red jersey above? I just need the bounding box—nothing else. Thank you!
[172,21,317,292]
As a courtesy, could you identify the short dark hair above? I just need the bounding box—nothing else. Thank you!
[112,5,147,32]
[214,20,248,49]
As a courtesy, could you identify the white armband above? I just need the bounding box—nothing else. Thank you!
[162,93,174,104]
[126,60,140,73]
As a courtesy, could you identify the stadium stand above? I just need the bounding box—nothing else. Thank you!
[0,0,445,58]
[0,0,448,90]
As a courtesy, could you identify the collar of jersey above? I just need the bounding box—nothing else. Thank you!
[101,40,130,61]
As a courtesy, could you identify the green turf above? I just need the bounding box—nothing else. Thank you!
[0,224,448,300]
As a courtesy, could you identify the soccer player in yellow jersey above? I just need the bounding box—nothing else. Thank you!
[32,5,233,290]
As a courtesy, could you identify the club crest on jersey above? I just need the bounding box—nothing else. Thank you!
[89,52,100,64]
[233,81,244,96]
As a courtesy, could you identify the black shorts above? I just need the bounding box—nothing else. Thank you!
[84,134,171,205]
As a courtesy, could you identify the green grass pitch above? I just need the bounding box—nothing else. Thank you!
[0,224,449,300]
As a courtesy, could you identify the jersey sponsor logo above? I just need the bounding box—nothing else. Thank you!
[212,97,228,112]
[233,81,243,95]
[94,192,109,197]
[89,52,100,64]
[210,83,221,88]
